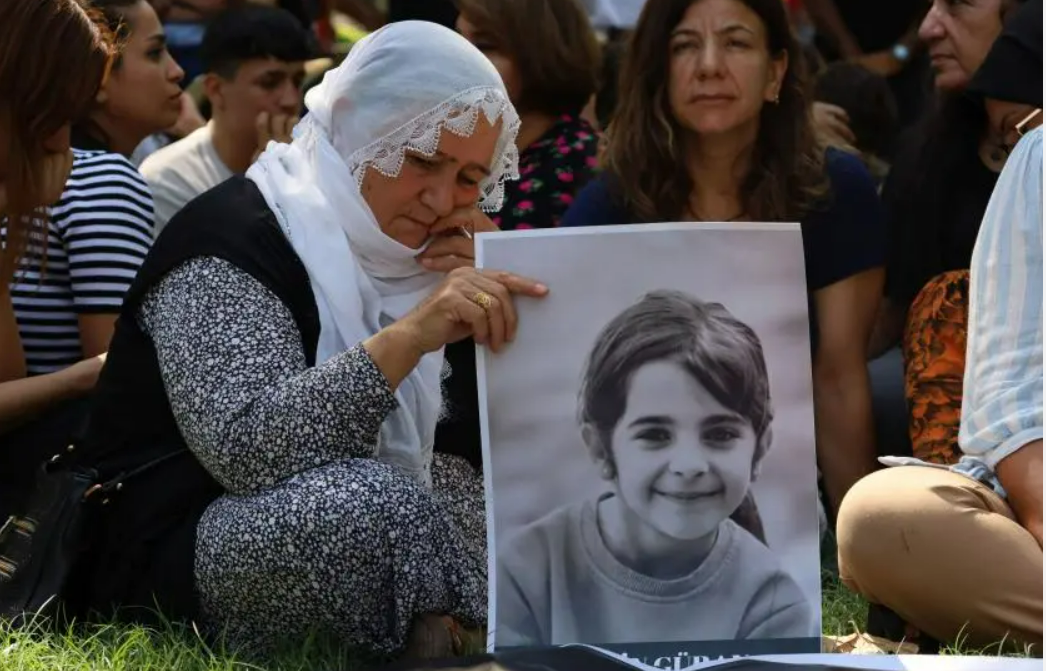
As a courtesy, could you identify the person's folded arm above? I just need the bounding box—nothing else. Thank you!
[64,151,153,357]
[0,356,104,434]
[0,291,26,383]
[959,129,1043,544]
[995,441,1042,546]
[139,255,400,497]
[808,151,887,515]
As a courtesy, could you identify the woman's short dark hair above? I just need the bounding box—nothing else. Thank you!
[578,290,774,463]
[454,0,601,117]
[605,0,827,223]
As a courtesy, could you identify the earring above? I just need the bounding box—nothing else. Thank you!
[601,462,616,480]
[773,93,780,104]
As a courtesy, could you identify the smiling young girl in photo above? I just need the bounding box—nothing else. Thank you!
[495,290,814,647]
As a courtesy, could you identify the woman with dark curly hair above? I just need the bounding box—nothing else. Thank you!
[562,0,885,517]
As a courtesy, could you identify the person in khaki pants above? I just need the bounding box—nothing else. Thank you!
[837,0,1043,652]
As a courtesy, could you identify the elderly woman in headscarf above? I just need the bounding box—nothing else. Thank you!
[64,21,544,659]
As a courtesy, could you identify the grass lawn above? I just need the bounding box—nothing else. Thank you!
[0,560,1034,669]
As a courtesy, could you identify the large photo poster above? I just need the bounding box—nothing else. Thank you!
[475,223,821,664]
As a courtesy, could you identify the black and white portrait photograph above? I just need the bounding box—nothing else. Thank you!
[475,224,822,659]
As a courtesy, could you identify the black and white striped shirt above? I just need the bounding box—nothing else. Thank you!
[8,150,154,375]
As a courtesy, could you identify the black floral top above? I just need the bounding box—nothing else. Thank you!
[492,114,599,231]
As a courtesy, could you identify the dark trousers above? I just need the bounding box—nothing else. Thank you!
[869,347,913,458]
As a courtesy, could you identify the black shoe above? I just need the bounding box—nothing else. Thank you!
[866,602,907,641]
[866,602,942,654]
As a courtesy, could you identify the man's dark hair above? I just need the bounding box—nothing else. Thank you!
[200,5,316,79]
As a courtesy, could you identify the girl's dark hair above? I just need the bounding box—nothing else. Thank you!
[578,290,773,459]
[578,290,774,543]
[0,0,114,283]
[605,0,827,223]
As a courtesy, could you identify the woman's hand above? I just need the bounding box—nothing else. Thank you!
[402,267,547,353]
[66,352,107,396]
[166,92,206,140]
[364,268,547,391]
[417,206,500,273]
[812,102,856,150]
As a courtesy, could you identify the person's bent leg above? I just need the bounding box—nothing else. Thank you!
[837,466,1042,650]
[194,458,487,657]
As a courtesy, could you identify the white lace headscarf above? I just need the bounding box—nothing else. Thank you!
[246,21,521,487]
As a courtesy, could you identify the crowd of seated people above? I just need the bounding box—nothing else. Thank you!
[0,0,1040,662]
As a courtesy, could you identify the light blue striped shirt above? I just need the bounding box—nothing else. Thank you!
[959,126,1044,471]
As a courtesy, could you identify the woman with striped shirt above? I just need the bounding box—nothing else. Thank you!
[10,0,183,373]
[0,0,116,520]
[2,0,180,520]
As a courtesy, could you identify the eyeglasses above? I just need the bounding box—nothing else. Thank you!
[1015,108,1042,138]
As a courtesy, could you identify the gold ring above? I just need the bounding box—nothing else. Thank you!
[471,291,494,310]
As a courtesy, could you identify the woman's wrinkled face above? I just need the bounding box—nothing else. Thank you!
[97,1,185,137]
[667,0,786,138]
[918,0,1006,92]
[361,116,500,249]
[600,360,758,545]
[455,15,523,105]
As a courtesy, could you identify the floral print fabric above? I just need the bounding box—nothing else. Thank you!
[491,114,599,231]
[902,270,969,465]
[138,256,488,656]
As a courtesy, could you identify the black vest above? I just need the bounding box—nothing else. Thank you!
[70,177,321,622]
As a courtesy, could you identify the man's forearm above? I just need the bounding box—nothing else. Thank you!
[996,439,1043,546]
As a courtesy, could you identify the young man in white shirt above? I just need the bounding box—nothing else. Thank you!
[141,5,314,233]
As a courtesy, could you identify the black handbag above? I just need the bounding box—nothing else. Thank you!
[0,444,187,625]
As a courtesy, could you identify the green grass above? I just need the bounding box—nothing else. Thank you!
[820,569,1038,659]
[0,574,1034,670]
[821,568,868,639]
[0,617,386,671]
